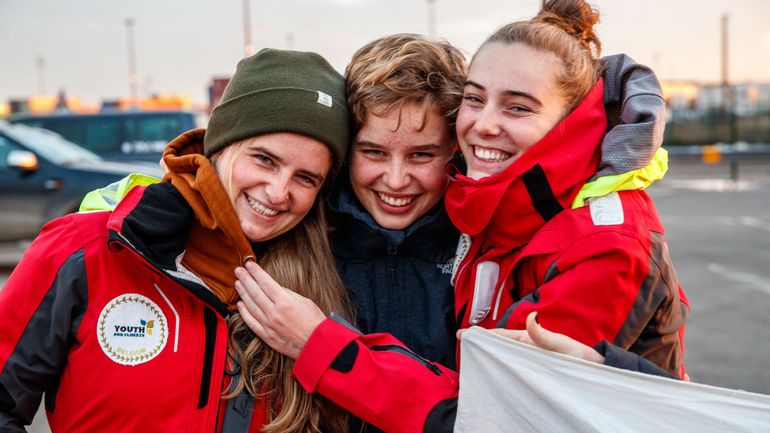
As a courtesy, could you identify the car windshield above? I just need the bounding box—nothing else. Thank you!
[3,123,102,164]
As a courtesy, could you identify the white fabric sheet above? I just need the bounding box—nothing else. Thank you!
[455,327,770,433]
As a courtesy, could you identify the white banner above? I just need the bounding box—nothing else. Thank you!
[456,328,770,433]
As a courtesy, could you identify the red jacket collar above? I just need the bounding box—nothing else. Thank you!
[445,79,607,250]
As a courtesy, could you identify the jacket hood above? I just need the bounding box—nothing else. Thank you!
[573,54,669,207]
[160,128,255,308]
[445,79,607,248]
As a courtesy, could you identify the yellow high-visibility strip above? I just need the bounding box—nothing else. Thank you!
[571,147,668,209]
[80,173,160,212]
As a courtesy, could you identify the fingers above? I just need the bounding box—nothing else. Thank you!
[234,279,268,323]
[244,261,286,302]
[488,327,534,345]
[236,301,300,359]
[525,311,558,351]
[236,300,268,338]
[234,268,274,318]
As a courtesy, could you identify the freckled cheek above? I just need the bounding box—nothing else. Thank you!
[350,162,385,190]
[413,164,450,193]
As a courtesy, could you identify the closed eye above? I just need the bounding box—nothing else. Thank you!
[297,174,319,187]
[361,149,386,158]
[252,152,274,165]
[462,95,484,105]
[411,152,435,159]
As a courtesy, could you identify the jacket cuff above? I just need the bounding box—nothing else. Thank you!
[293,316,362,393]
[594,340,674,379]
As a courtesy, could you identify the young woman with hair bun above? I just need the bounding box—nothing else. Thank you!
[234,1,689,431]
[447,0,687,376]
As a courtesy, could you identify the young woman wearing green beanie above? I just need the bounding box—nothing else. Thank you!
[0,48,353,433]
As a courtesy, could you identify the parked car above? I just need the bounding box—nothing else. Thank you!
[0,121,162,241]
[8,110,201,163]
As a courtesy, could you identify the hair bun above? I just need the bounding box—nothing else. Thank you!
[536,0,601,57]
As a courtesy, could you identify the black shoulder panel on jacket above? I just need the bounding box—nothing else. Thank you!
[329,341,359,374]
[0,383,14,412]
[120,182,192,269]
[423,398,457,433]
[0,248,89,423]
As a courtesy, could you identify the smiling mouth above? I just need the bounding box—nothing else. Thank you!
[246,194,280,217]
[377,192,416,207]
[473,146,513,162]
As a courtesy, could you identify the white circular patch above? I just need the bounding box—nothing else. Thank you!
[97,293,168,366]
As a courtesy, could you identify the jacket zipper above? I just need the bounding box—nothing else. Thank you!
[371,344,443,376]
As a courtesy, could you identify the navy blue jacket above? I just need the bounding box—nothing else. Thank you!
[328,184,459,370]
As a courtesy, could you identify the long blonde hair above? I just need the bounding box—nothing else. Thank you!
[214,142,353,433]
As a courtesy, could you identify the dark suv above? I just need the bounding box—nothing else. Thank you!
[9,110,200,163]
[0,122,161,241]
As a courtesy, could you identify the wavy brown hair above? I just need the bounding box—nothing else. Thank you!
[480,0,602,110]
[214,142,353,433]
[345,33,467,134]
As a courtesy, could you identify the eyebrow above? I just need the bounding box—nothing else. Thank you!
[355,141,445,152]
[251,145,325,183]
[464,80,543,107]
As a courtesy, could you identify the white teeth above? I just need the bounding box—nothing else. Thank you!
[377,192,415,207]
[246,195,279,216]
[474,146,512,162]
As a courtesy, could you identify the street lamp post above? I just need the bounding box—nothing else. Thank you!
[243,0,255,56]
[427,0,436,38]
[721,13,737,143]
[125,18,139,106]
[36,56,46,95]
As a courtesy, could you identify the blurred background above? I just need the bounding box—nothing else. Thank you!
[0,1,769,431]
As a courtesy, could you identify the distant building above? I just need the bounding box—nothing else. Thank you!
[662,80,770,120]
[208,77,231,113]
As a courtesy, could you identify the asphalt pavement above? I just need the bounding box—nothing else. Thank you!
[1,153,769,432]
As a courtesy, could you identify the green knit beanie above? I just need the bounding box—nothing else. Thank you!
[204,48,350,171]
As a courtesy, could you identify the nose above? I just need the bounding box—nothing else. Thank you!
[382,159,410,191]
[264,175,290,205]
[473,105,501,137]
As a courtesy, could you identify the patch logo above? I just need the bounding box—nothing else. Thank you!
[97,294,168,366]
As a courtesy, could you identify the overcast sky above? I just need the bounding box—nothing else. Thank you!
[1,0,769,106]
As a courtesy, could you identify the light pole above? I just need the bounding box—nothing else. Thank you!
[36,56,46,95]
[721,13,736,143]
[427,0,436,38]
[125,18,139,105]
[243,0,255,56]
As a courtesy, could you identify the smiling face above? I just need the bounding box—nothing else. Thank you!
[350,102,454,230]
[457,42,570,180]
[215,132,331,243]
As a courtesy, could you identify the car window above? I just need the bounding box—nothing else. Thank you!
[82,118,123,152]
[2,125,101,164]
[126,115,182,141]
[123,115,180,154]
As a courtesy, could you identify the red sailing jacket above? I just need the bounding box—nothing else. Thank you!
[292,78,689,433]
[0,184,268,432]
